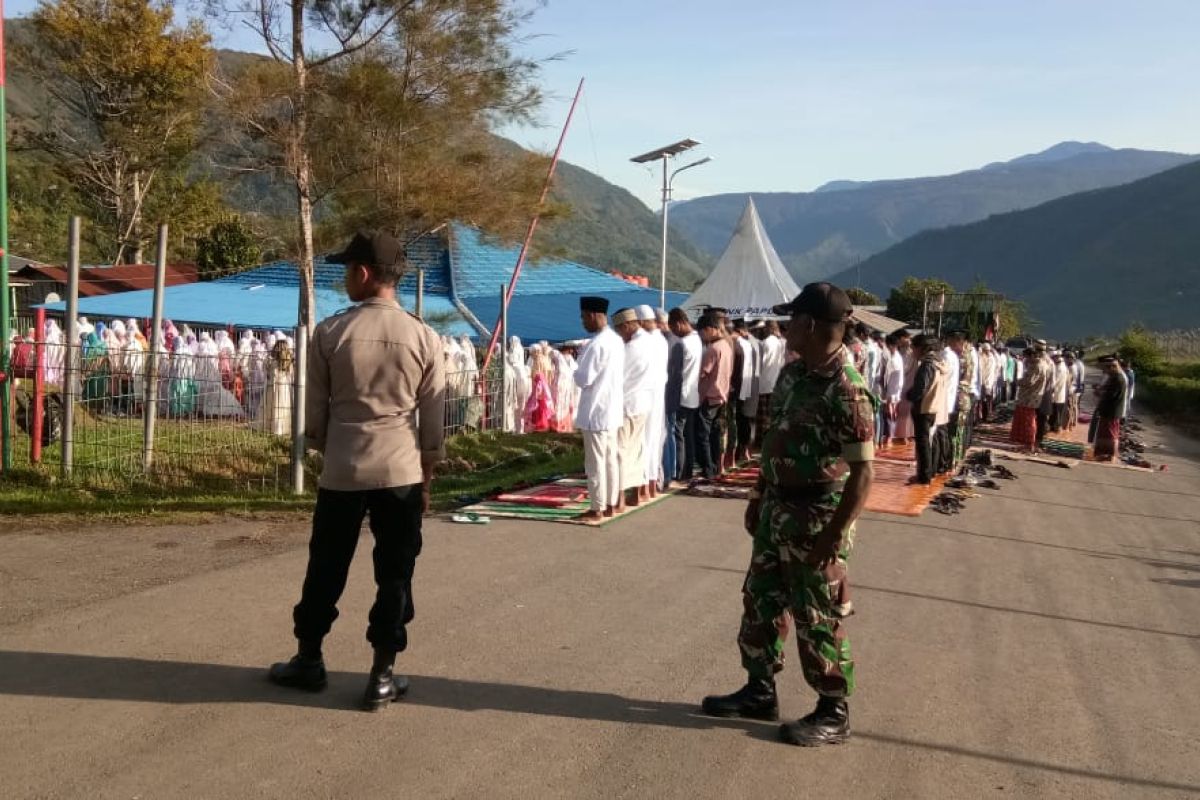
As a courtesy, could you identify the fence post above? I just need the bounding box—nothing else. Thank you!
[142,224,167,472]
[30,307,45,463]
[61,217,81,478]
[290,325,307,495]
[416,267,425,320]
[498,283,507,432]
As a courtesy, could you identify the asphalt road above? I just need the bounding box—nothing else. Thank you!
[2,417,1198,799]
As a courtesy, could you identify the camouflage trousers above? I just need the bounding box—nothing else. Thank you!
[738,492,856,697]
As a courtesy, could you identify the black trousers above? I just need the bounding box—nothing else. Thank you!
[913,412,937,483]
[697,402,724,478]
[1036,410,1049,445]
[934,422,953,474]
[1050,403,1066,432]
[293,485,424,654]
[675,406,698,480]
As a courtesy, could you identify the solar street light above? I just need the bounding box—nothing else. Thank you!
[631,140,710,307]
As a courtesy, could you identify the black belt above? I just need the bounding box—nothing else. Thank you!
[766,482,839,500]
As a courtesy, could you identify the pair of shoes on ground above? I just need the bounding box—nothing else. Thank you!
[268,648,409,712]
[699,679,849,747]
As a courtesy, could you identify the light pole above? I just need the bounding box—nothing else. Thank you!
[631,139,710,308]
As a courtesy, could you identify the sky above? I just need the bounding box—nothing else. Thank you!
[8,0,1200,208]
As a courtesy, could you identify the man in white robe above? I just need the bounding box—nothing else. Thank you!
[636,304,669,497]
[574,297,624,522]
[614,307,653,509]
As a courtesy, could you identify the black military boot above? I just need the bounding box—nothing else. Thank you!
[362,649,410,712]
[268,639,327,692]
[779,696,850,746]
[700,678,779,721]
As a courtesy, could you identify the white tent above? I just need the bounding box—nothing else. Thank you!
[685,197,801,317]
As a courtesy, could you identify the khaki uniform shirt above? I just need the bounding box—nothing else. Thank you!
[305,298,446,491]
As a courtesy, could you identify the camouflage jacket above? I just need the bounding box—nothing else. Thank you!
[759,345,878,491]
[958,344,976,404]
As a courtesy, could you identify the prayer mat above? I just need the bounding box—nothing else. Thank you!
[455,477,675,527]
[686,457,947,517]
[864,459,950,517]
[684,463,761,500]
[876,440,917,463]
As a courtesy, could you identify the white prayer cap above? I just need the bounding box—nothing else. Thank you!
[654,308,668,322]
[635,305,655,322]
[612,308,639,326]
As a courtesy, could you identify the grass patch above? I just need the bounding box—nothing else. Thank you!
[0,429,583,521]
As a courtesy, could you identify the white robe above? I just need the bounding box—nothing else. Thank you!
[642,329,669,483]
[573,327,624,432]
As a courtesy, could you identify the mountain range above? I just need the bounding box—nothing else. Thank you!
[668,142,1196,284]
[831,158,1200,338]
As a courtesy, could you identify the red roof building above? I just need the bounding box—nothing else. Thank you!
[14,263,198,312]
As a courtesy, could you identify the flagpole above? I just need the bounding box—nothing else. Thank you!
[0,8,13,472]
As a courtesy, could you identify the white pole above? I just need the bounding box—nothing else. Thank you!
[659,155,669,309]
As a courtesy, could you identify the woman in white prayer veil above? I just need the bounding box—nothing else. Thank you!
[550,348,576,432]
[123,327,147,410]
[504,335,530,433]
[442,335,465,431]
[246,340,268,421]
[194,332,245,418]
[43,319,65,386]
[457,335,482,430]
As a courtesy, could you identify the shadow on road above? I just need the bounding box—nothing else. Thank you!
[0,650,1196,793]
[854,584,1200,640]
[0,649,775,739]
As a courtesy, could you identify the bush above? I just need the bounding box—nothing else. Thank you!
[1140,375,1200,416]
[1158,362,1200,381]
[1117,326,1164,375]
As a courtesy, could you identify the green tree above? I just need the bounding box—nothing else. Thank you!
[844,287,881,306]
[196,216,264,280]
[886,277,954,326]
[16,0,216,264]
[1117,325,1164,375]
[216,0,548,333]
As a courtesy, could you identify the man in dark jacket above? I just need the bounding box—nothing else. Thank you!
[906,335,946,485]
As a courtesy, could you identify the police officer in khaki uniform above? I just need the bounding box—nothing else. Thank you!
[269,231,446,711]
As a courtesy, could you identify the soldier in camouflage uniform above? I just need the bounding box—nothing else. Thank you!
[701,282,876,747]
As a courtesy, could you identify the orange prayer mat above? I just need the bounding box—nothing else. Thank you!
[864,458,949,517]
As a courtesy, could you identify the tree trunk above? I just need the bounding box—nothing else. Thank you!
[130,172,145,265]
[292,0,316,335]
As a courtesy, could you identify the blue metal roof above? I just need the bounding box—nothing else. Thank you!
[38,224,680,343]
[43,283,477,337]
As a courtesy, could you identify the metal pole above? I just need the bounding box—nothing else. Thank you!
[659,155,669,310]
[416,267,424,320]
[31,307,44,463]
[142,224,167,471]
[499,284,507,432]
[922,287,928,333]
[479,77,585,374]
[0,12,13,471]
[62,217,80,477]
[290,324,307,495]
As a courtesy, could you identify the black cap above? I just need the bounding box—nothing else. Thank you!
[580,296,609,314]
[771,282,853,322]
[327,230,404,268]
[700,305,729,317]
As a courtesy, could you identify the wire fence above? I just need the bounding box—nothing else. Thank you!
[6,333,508,494]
